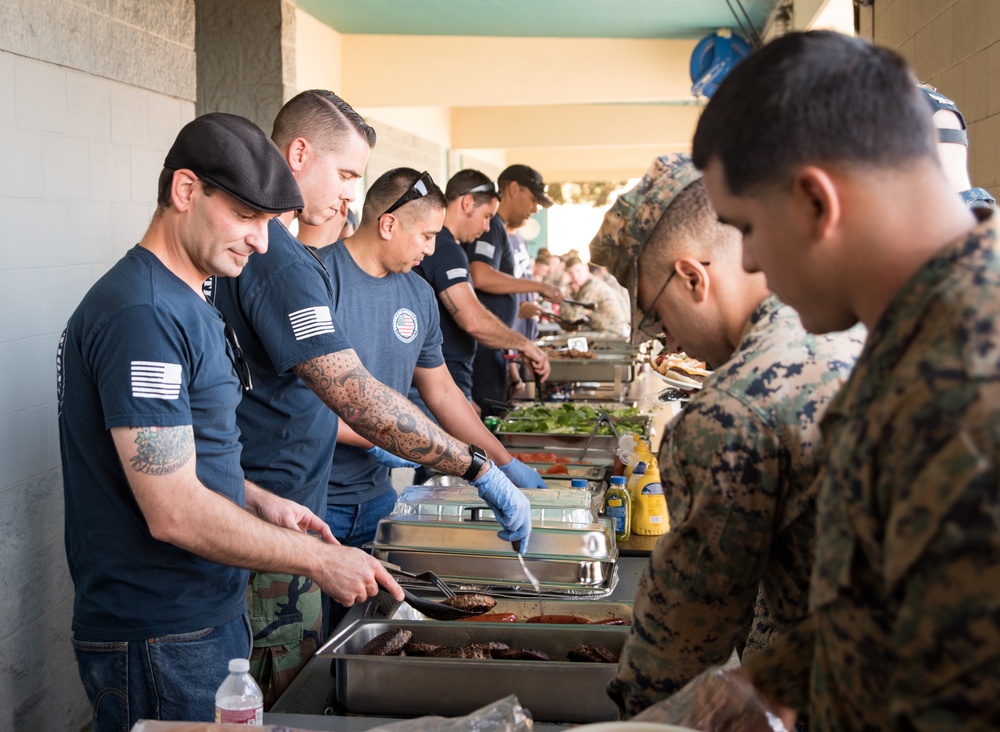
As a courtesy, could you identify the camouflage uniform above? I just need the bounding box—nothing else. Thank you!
[247,573,322,709]
[609,295,864,717]
[562,275,631,337]
[747,212,1000,730]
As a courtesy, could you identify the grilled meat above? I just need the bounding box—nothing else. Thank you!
[362,628,412,656]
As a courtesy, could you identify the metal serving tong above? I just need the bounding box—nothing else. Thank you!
[561,297,597,311]
[378,561,483,621]
[578,410,621,462]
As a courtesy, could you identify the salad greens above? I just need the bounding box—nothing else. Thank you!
[499,403,645,435]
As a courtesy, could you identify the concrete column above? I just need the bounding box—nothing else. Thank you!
[196,0,297,133]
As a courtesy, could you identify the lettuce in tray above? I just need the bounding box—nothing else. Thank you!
[499,403,644,435]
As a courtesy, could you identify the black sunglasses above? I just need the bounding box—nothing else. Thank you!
[462,181,497,196]
[382,171,434,216]
[635,261,711,341]
[221,314,253,391]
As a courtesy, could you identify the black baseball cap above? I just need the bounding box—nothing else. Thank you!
[163,113,304,214]
[499,164,554,208]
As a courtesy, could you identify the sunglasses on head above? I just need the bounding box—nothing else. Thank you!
[461,181,497,196]
[382,171,434,216]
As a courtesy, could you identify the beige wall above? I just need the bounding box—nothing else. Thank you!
[859,0,1000,198]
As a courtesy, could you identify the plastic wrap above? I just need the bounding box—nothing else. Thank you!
[632,668,792,732]
[366,694,532,731]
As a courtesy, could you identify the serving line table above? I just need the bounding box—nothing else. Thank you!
[266,554,650,730]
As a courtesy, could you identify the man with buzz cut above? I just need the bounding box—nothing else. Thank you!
[465,164,564,415]
[690,30,1000,730]
[58,113,401,731]
[211,91,533,704]
[310,167,547,552]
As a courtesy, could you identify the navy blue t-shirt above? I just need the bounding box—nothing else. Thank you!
[319,242,443,504]
[212,219,352,516]
[412,225,477,396]
[58,246,247,641]
[464,214,518,326]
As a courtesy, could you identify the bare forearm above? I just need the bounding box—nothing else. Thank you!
[417,379,512,464]
[447,291,533,351]
[470,262,549,297]
[292,352,481,477]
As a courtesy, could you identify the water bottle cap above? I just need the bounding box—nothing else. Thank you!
[570,478,587,488]
[228,658,250,673]
[610,476,626,485]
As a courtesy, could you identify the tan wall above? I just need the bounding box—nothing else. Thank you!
[859,0,1000,198]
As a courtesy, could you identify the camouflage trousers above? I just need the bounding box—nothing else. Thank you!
[246,572,322,710]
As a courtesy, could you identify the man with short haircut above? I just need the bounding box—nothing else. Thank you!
[692,30,1000,729]
[590,154,862,717]
[560,256,630,337]
[315,168,546,550]
[58,114,401,730]
[465,165,564,414]
[412,168,551,402]
[212,92,532,703]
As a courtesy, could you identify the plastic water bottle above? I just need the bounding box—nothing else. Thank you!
[570,478,588,489]
[215,658,263,725]
[604,475,631,543]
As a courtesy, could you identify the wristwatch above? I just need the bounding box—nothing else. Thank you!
[462,444,488,482]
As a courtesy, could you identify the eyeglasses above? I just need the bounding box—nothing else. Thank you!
[634,261,711,342]
[382,171,434,216]
[221,314,253,391]
[461,181,497,196]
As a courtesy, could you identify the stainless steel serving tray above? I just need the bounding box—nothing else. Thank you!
[318,620,627,723]
[393,484,597,524]
[391,598,632,624]
[547,357,635,384]
[370,515,615,561]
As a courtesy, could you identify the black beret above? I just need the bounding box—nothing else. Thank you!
[164,113,303,214]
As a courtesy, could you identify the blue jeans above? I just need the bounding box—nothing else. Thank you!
[324,488,398,549]
[72,613,252,732]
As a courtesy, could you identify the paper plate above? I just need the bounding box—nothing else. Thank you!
[651,369,704,391]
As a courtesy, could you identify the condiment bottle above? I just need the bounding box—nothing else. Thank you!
[605,475,631,543]
[631,461,669,536]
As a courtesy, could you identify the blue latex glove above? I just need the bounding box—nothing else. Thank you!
[498,457,548,489]
[471,460,532,553]
[367,445,419,470]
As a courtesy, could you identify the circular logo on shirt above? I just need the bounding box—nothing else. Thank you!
[393,308,419,343]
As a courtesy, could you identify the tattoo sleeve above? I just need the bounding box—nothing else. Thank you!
[129,426,195,476]
[293,351,475,476]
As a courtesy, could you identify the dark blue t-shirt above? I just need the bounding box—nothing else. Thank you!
[412,225,477,396]
[58,246,247,641]
[212,219,352,516]
[464,214,518,326]
[319,242,443,504]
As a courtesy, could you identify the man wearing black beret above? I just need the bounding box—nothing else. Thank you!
[57,113,403,730]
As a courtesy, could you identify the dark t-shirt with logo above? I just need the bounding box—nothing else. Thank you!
[318,242,443,504]
[212,219,353,516]
[58,245,248,640]
[412,225,477,397]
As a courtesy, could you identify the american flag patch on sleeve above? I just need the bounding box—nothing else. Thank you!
[446,267,468,280]
[131,361,182,400]
[474,241,495,259]
[289,306,336,341]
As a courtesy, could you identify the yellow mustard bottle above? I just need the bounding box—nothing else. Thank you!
[604,475,631,543]
[631,460,669,536]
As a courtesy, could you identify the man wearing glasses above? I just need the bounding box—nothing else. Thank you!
[314,168,546,556]
[590,154,863,717]
[211,92,532,703]
[465,164,564,415]
[57,114,399,730]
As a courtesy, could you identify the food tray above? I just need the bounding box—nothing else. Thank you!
[391,598,632,624]
[318,620,627,723]
[370,548,616,593]
[497,431,624,452]
[548,357,635,384]
[392,484,597,524]
[369,515,615,560]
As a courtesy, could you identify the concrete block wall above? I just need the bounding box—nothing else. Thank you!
[0,2,196,729]
[363,117,450,199]
[859,0,1000,197]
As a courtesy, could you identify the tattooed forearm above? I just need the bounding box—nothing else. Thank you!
[129,426,194,476]
[440,289,460,316]
[294,351,475,476]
